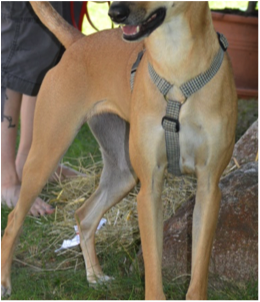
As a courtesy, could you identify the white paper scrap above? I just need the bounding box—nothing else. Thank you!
[97,218,107,231]
[55,218,107,253]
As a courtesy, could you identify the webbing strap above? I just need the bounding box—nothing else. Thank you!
[162,100,182,175]
[130,50,144,91]
[149,33,228,100]
[180,34,228,98]
[148,64,173,96]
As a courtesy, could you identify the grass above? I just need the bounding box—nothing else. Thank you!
[209,1,249,10]
[1,1,258,300]
[236,99,258,141]
[2,204,258,300]
[64,123,101,167]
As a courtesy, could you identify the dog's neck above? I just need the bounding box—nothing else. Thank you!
[145,3,218,89]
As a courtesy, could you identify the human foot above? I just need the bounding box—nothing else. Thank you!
[16,153,85,183]
[49,164,85,182]
[1,184,54,216]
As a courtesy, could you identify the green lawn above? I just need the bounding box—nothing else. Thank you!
[209,1,249,10]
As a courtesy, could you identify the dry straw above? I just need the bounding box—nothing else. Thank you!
[37,156,195,264]
[29,155,236,271]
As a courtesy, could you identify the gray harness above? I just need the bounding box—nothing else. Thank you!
[131,32,229,176]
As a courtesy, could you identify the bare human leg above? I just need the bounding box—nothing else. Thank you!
[1,89,54,216]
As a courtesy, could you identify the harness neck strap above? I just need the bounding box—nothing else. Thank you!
[148,32,229,99]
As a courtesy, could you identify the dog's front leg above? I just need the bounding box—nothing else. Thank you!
[186,168,222,300]
[130,117,167,300]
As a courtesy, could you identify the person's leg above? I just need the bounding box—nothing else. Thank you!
[1,89,21,208]
[15,94,36,180]
[2,89,54,216]
[16,94,85,182]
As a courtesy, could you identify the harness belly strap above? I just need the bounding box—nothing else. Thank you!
[162,100,182,175]
[131,32,228,176]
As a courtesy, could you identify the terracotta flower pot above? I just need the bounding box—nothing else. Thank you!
[212,12,258,99]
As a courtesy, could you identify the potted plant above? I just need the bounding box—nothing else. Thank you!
[210,2,258,98]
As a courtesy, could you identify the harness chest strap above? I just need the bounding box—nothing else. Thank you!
[131,32,229,176]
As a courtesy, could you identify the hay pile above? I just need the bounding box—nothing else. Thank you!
[41,158,197,265]
[27,153,239,273]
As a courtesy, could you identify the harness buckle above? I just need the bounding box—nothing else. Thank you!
[162,116,180,133]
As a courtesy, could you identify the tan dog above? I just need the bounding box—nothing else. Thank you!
[1,1,237,299]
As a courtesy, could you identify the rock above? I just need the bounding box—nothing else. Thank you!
[162,195,193,276]
[230,119,258,167]
[162,162,258,282]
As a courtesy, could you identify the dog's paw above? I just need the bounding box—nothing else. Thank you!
[98,275,114,283]
[88,275,114,287]
[1,284,11,297]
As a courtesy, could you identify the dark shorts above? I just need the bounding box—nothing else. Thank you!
[1,1,82,120]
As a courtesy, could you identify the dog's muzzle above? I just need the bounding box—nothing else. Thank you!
[109,3,166,42]
[108,4,130,24]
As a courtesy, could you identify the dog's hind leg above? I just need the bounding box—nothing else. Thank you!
[75,114,137,284]
[1,69,90,297]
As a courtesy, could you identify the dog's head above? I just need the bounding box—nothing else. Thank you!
[108,1,190,42]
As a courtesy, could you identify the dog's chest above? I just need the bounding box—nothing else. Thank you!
[178,101,208,175]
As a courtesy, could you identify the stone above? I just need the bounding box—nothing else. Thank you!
[162,162,258,282]
[230,119,258,167]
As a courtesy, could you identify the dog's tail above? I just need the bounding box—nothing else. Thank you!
[30,1,84,49]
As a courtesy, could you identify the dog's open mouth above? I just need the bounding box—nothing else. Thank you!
[121,8,166,41]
